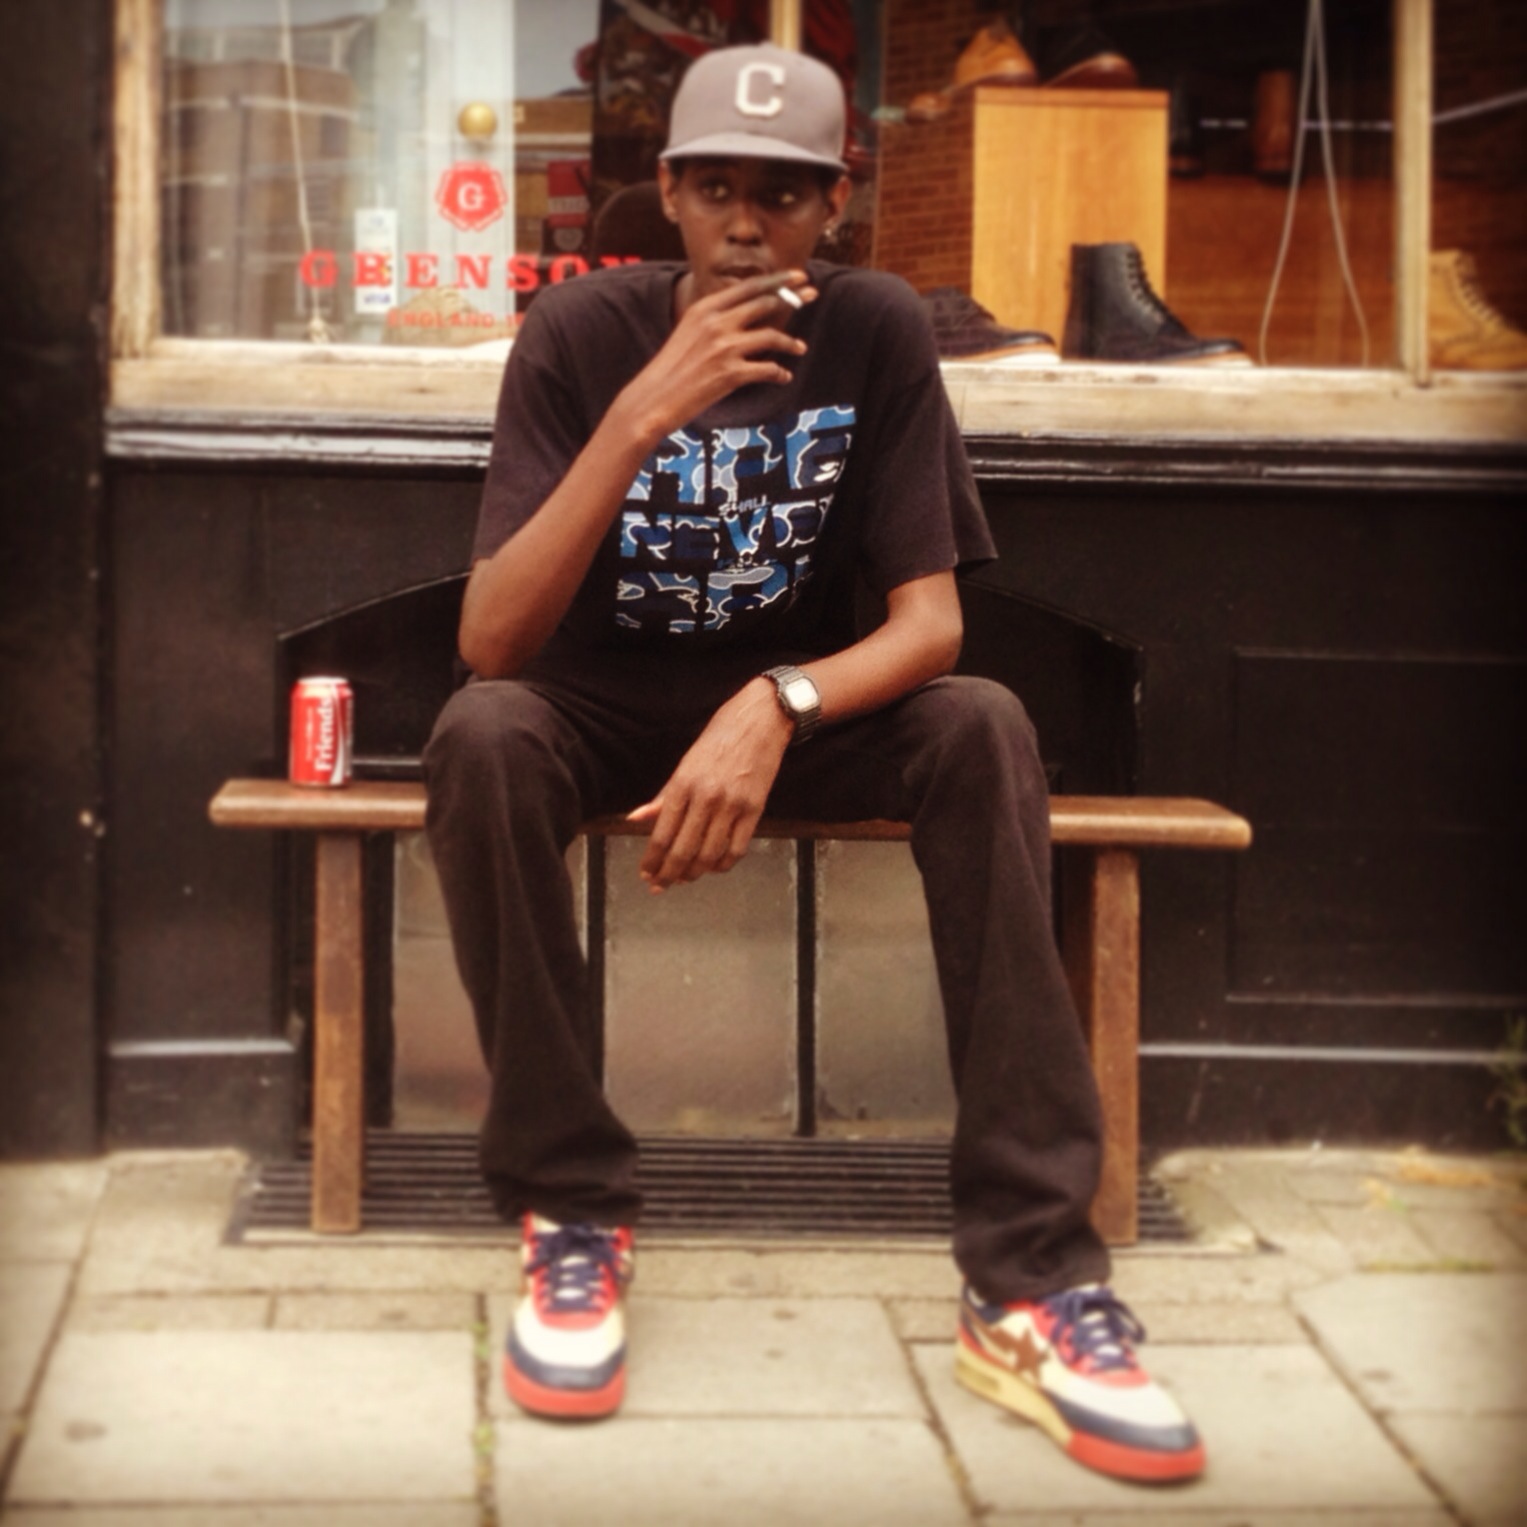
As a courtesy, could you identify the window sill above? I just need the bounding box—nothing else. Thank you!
[108,340,1527,483]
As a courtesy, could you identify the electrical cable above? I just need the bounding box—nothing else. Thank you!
[1257,0,1370,367]
[278,0,334,344]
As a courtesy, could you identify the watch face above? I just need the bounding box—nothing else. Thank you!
[783,676,818,713]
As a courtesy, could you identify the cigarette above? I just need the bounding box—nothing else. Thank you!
[777,285,805,310]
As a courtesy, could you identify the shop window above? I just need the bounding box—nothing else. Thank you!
[159,0,593,347]
[1428,0,1527,373]
[115,0,1525,434]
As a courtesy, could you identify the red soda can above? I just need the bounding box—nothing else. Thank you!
[289,676,353,787]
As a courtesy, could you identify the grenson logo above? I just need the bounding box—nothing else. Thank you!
[435,162,508,233]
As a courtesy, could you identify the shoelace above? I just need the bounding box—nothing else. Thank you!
[1121,251,1174,325]
[1450,257,1506,330]
[526,1223,623,1316]
[1040,1286,1146,1374]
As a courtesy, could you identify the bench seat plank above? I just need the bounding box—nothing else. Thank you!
[210,778,1252,850]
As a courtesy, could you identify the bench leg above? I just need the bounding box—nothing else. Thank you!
[1061,847,1140,1247]
[313,831,366,1233]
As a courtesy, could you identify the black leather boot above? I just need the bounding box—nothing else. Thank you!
[1061,243,1251,365]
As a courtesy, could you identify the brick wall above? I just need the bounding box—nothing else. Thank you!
[882,0,986,108]
[871,94,975,294]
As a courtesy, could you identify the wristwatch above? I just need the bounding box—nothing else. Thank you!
[763,664,822,745]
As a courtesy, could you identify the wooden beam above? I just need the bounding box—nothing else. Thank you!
[209,779,1253,852]
[770,0,802,51]
[1393,0,1433,379]
[1063,847,1141,1246]
[112,0,161,359]
[312,832,366,1233]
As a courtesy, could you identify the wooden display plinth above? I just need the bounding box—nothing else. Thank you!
[874,86,1169,348]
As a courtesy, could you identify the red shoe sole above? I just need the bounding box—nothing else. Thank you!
[503,1354,625,1420]
[1068,1429,1206,1483]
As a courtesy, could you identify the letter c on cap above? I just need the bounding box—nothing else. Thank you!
[735,61,785,118]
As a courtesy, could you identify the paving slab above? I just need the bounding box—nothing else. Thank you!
[74,1154,257,1295]
[1123,1300,1308,1346]
[6,1329,477,1505]
[273,1291,478,1330]
[1282,1167,1381,1206]
[1107,1250,1329,1307]
[1155,1153,1355,1273]
[66,1294,272,1331]
[0,1162,109,1262]
[1493,1204,1527,1256]
[1385,1178,1527,1211]
[985,1512,1455,1526]
[1294,1272,1527,1415]
[489,1295,924,1422]
[1364,1153,1527,1212]
[1411,1208,1527,1269]
[634,1242,959,1299]
[494,1416,970,1526]
[75,1156,505,1299]
[1387,1413,1527,1527]
[911,1341,1442,1517]
[1316,1201,1454,1269]
[888,1296,961,1341]
[196,1244,517,1297]
[1,1261,73,1415]
[0,1509,479,1527]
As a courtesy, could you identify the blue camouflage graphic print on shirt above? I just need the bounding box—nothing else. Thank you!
[615,404,855,636]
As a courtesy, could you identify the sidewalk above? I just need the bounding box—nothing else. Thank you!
[2,1145,1523,1526]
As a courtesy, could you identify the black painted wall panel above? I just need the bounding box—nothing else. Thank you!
[110,477,282,1043]
[100,460,1527,1150]
[1232,652,1527,998]
[105,469,479,1141]
[978,483,1527,1145]
[0,0,111,1156]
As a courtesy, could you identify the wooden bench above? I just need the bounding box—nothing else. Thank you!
[210,778,1251,1243]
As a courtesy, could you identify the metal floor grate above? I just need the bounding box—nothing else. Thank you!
[228,1131,1194,1244]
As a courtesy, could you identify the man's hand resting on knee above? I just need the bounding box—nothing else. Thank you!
[626,676,794,892]
[625,571,967,891]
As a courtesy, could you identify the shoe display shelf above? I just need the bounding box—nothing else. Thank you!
[873,85,1168,354]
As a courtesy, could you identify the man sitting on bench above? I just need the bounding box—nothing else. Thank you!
[422,42,1203,1483]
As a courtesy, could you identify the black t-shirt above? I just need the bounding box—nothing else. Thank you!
[474,259,994,662]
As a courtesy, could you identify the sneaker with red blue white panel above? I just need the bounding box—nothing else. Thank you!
[504,1215,634,1419]
[955,1282,1205,1482]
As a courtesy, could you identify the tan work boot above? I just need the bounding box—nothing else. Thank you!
[952,17,1038,90]
[1429,249,1527,371]
[907,18,1036,124]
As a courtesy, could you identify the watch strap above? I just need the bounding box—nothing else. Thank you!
[763,664,821,745]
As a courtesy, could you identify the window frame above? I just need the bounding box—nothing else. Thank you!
[109,0,1527,449]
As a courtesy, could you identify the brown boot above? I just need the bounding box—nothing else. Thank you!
[952,18,1038,90]
[1429,250,1527,371]
[906,19,1036,125]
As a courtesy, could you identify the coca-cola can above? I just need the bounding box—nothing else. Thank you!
[289,676,353,787]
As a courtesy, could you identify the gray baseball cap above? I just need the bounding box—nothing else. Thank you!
[660,43,847,173]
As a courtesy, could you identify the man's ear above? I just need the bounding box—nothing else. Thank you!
[827,173,852,222]
[657,161,681,223]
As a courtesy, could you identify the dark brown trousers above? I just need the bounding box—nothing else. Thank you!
[423,650,1109,1301]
